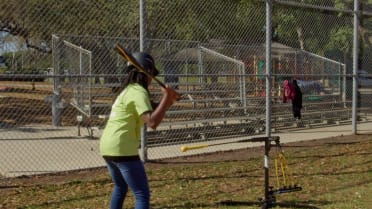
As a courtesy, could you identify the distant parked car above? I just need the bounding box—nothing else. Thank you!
[0,69,47,82]
[358,70,372,87]
[296,80,324,95]
[0,56,7,67]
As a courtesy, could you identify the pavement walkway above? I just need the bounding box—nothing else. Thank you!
[0,122,371,177]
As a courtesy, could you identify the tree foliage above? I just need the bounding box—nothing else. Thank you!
[0,0,370,71]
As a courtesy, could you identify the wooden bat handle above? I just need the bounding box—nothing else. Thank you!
[115,44,182,101]
[115,44,166,88]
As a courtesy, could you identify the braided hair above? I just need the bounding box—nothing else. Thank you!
[112,66,149,95]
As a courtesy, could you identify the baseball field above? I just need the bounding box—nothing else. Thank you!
[1,134,371,209]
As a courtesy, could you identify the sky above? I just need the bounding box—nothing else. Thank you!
[0,32,25,55]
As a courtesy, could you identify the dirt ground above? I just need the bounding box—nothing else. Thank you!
[1,133,371,190]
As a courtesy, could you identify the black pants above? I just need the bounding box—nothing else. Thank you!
[292,104,302,119]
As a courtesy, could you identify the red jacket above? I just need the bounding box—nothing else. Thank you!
[283,80,295,103]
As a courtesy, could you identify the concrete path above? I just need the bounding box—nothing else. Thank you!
[0,122,371,177]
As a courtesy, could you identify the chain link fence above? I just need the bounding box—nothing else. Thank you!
[0,0,371,178]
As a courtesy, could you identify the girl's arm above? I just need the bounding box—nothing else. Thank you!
[141,85,179,129]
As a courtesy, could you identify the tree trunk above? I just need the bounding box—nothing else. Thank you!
[296,27,304,50]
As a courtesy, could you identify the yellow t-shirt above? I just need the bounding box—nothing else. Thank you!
[99,83,152,157]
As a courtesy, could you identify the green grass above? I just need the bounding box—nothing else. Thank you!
[1,134,371,209]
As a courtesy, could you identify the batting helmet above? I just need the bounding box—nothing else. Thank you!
[127,52,159,76]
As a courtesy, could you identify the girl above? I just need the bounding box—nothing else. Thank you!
[100,51,179,209]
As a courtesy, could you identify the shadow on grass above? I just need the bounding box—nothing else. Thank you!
[0,185,21,189]
[154,199,328,209]
[218,199,328,209]
[21,192,110,209]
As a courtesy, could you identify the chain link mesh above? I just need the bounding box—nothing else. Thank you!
[0,0,371,177]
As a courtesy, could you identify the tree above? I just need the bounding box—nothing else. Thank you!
[0,0,140,54]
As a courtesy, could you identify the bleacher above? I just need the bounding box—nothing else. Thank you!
[68,79,371,147]
[70,82,119,137]
[153,84,365,146]
[53,38,368,145]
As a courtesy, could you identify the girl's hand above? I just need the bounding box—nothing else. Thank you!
[162,85,181,104]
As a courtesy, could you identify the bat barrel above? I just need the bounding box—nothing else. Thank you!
[180,144,209,152]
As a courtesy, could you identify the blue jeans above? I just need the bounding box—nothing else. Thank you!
[105,159,150,209]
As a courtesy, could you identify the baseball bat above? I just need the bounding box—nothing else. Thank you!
[115,44,167,88]
[180,138,261,152]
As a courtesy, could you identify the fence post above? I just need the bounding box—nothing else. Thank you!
[352,0,359,134]
[52,35,62,126]
[140,0,148,162]
[265,0,273,137]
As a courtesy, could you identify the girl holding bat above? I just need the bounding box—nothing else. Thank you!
[100,51,179,209]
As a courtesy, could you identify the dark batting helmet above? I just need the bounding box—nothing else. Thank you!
[127,52,159,76]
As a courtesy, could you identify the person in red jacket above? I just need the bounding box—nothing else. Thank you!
[292,80,303,119]
[283,79,303,119]
[283,79,295,103]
